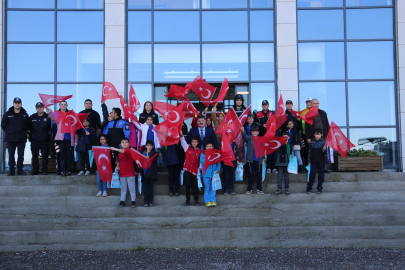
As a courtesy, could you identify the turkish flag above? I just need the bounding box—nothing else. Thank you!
[211,78,229,106]
[101,82,120,103]
[129,83,142,112]
[253,136,288,158]
[238,104,251,127]
[76,113,90,125]
[191,75,217,107]
[130,148,159,169]
[119,95,140,125]
[165,82,192,101]
[153,100,176,120]
[326,122,355,158]
[39,93,73,108]
[92,146,112,182]
[203,149,233,175]
[221,129,236,166]
[57,109,85,134]
[290,107,318,125]
[153,119,181,147]
[181,96,199,120]
[260,113,277,143]
[216,108,241,143]
[275,94,287,129]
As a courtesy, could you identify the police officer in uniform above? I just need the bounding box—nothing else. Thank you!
[29,102,52,175]
[102,108,130,169]
[1,97,30,176]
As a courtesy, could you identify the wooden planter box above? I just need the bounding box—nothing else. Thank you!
[31,158,57,173]
[334,156,383,172]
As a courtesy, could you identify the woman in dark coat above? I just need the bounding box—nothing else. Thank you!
[139,101,159,125]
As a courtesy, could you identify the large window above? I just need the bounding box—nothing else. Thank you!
[6,1,105,166]
[127,0,276,113]
[297,2,397,169]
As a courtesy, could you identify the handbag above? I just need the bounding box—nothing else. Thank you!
[110,170,120,188]
[180,170,184,185]
[197,171,203,191]
[293,145,301,151]
[235,162,243,181]
[262,162,266,182]
[287,156,298,174]
[212,172,222,191]
[306,165,311,182]
[138,175,142,194]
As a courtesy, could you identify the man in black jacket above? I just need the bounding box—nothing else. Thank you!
[80,99,101,135]
[1,97,30,176]
[29,102,52,175]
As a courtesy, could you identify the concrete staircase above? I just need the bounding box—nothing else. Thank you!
[0,171,404,251]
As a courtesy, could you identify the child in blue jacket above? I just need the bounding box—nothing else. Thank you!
[199,141,221,207]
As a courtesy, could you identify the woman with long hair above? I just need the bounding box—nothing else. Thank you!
[139,101,159,125]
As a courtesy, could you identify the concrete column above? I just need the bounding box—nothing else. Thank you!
[397,0,405,171]
[276,0,299,109]
[105,0,126,108]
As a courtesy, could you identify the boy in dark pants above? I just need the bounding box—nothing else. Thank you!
[307,129,327,194]
[140,140,159,206]
[180,130,202,206]
[275,131,293,195]
[75,119,97,176]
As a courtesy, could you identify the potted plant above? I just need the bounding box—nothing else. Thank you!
[334,148,383,171]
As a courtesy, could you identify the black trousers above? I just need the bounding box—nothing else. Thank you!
[79,151,90,171]
[184,171,198,202]
[59,140,72,173]
[167,164,180,192]
[7,141,26,172]
[31,140,49,173]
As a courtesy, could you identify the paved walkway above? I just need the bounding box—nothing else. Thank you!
[0,248,403,269]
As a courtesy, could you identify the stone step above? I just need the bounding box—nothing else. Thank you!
[1,181,404,197]
[0,191,404,207]
[2,214,405,231]
[1,202,404,218]
[1,226,405,248]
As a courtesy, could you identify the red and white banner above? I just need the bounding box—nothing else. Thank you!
[39,93,73,108]
[101,82,120,103]
[130,148,158,169]
[93,146,113,182]
[191,75,216,107]
[129,83,142,112]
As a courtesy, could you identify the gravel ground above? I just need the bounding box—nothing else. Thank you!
[0,248,404,270]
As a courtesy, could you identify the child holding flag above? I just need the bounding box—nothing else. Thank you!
[179,130,202,206]
[95,134,109,197]
[307,129,327,194]
[199,141,221,207]
[139,140,159,207]
[75,118,97,176]
[275,131,294,195]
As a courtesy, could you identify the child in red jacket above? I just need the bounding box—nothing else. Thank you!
[179,130,202,206]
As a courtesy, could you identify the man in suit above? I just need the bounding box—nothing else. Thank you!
[187,114,218,150]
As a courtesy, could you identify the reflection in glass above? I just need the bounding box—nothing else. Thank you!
[251,83,275,112]
[251,43,274,81]
[128,0,151,9]
[299,82,346,126]
[57,0,104,9]
[57,44,103,82]
[347,41,394,79]
[250,10,274,41]
[154,44,200,82]
[7,11,54,42]
[154,11,199,42]
[154,0,199,9]
[298,10,344,40]
[346,8,393,40]
[203,43,248,82]
[348,81,395,126]
[349,128,397,168]
[7,44,54,82]
[250,0,273,8]
[57,11,104,42]
[128,44,152,82]
[128,84,152,114]
[298,42,345,80]
[128,12,151,41]
[346,0,392,6]
[297,0,343,7]
[202,11,248,41]
[8,0,54,8]
[202,0,247,9]
[57,84,103,117]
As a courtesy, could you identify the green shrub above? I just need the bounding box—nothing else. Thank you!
[335,148,379,157]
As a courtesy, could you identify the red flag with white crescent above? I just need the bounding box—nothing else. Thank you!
[326,122,355,158]
[238,104,251,126]
[58,109,85,134]
[191,75,217,107]
[93,146,112,182]
[221,129,236,166]
[130,148,159,169]
[120,95,140,125]
[101,82,120,103]
[38,93,73,108]
[211,78,229,106]
[181,96,199,120]
[153,120,181,147]
[203,149,233,175]
[253,136,288,158]
[129,83,142,112]
[275,94,287,130]
[259,113,277,143]
[165,82,192,101]
[290,106,318,125]
[216,108,241,143]
[153,100,176,121]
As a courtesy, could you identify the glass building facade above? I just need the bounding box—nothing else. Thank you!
[1,0,403,170]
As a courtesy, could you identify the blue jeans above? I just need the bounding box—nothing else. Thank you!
[247,161,262,190]
[96,170,107,191]
[308,162,325,190]
[293,149,303,166]
[203,176,216,203]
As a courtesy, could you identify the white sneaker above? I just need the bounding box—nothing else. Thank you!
[272,169,278,174]
[96,191,102,197]
[102,191,107,197]
[266,168,271,174]
[85,171,91,176]
[78,171,85,176]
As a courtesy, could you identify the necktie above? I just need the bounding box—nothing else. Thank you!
[200,128,204,142]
